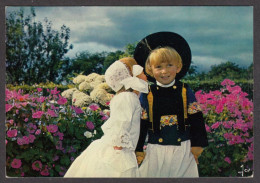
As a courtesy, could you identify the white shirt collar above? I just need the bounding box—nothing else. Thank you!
[156,80,175,88]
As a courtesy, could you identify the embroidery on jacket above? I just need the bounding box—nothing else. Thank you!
[160,115,178,127]
[188,102,202,114]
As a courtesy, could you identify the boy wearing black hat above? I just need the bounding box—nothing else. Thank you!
[134,32,208,177]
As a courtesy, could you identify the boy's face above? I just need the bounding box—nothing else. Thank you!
[151,60,181,85]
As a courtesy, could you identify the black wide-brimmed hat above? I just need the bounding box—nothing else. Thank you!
[134,31,191,80]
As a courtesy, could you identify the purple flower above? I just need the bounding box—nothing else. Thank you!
[32,160,42,171]
[71,106,84,114]
[70,157,75,162]
[86,121,95,130]
[89,104,99,111]
[101,115,109,121]
[35,129,41,135]
[32,111,44,119]
[53,155,59,161]
[56,141,64,150]
[46,124,58,133]
[27,123,37,134]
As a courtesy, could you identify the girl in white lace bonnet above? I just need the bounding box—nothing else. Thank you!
[64,57,148,177]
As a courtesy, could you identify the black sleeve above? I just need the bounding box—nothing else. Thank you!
[188,112,208,147]
[135,119,149,152]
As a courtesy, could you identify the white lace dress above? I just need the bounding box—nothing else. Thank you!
[64,92,141,177]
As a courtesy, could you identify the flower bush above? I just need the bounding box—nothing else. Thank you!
[5,87,109,177]
[62,73,114,108]
[196,79,253,177]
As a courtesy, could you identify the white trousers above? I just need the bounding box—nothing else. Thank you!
[139,140,199,177]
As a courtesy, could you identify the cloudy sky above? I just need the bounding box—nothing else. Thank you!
[6,6,253,72]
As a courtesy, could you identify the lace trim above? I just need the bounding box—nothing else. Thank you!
[111,130,134,150]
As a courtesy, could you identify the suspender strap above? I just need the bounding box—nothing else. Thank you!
[182,83,188,131]
[147,86,154,132]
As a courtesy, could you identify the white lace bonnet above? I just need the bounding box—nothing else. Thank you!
[105,60,148,93]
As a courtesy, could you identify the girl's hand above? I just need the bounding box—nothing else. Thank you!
[113,146,123,150]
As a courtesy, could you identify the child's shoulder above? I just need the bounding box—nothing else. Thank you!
[114,92,139,102]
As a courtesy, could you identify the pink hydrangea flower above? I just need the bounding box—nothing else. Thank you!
[221,79,235,86]
[205,124,211,133]
[57,132,64,140]
[22,136,30,144]
[24,118,28,122]
[46,109,58,117]
[51,87,60,95]
[28,134,36,143]
[57,97,67,105]
[27,123,37,134]
[17,137,24,145]
[32,111,44,119]
[224,157,231,164]
[86,121,95,130]
[37,96,46,103]
[7,129,18,138]
[211,122,221,129]
[37,88,42,92]
[32,160,42,171]
[46,124,58,133]
[11,158,22,169]
[6,104,13,112]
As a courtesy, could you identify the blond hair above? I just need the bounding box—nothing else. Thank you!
[145,47,182,77]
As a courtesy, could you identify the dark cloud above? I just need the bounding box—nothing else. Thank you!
[6,6,253,72]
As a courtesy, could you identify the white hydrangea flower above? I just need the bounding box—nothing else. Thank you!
[95,75,105,83]
[61,88,77,99]
[73,75,88,84]
[79,81,93,92]
[85,73,100,83]
[72,91,93,107]
[84,131,93,138]
[90,80,103,89]
[90,88,113,106]
[96,82,113,93]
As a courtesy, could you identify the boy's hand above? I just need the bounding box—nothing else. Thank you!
[191,147,203,164]
[135,151,146,165]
